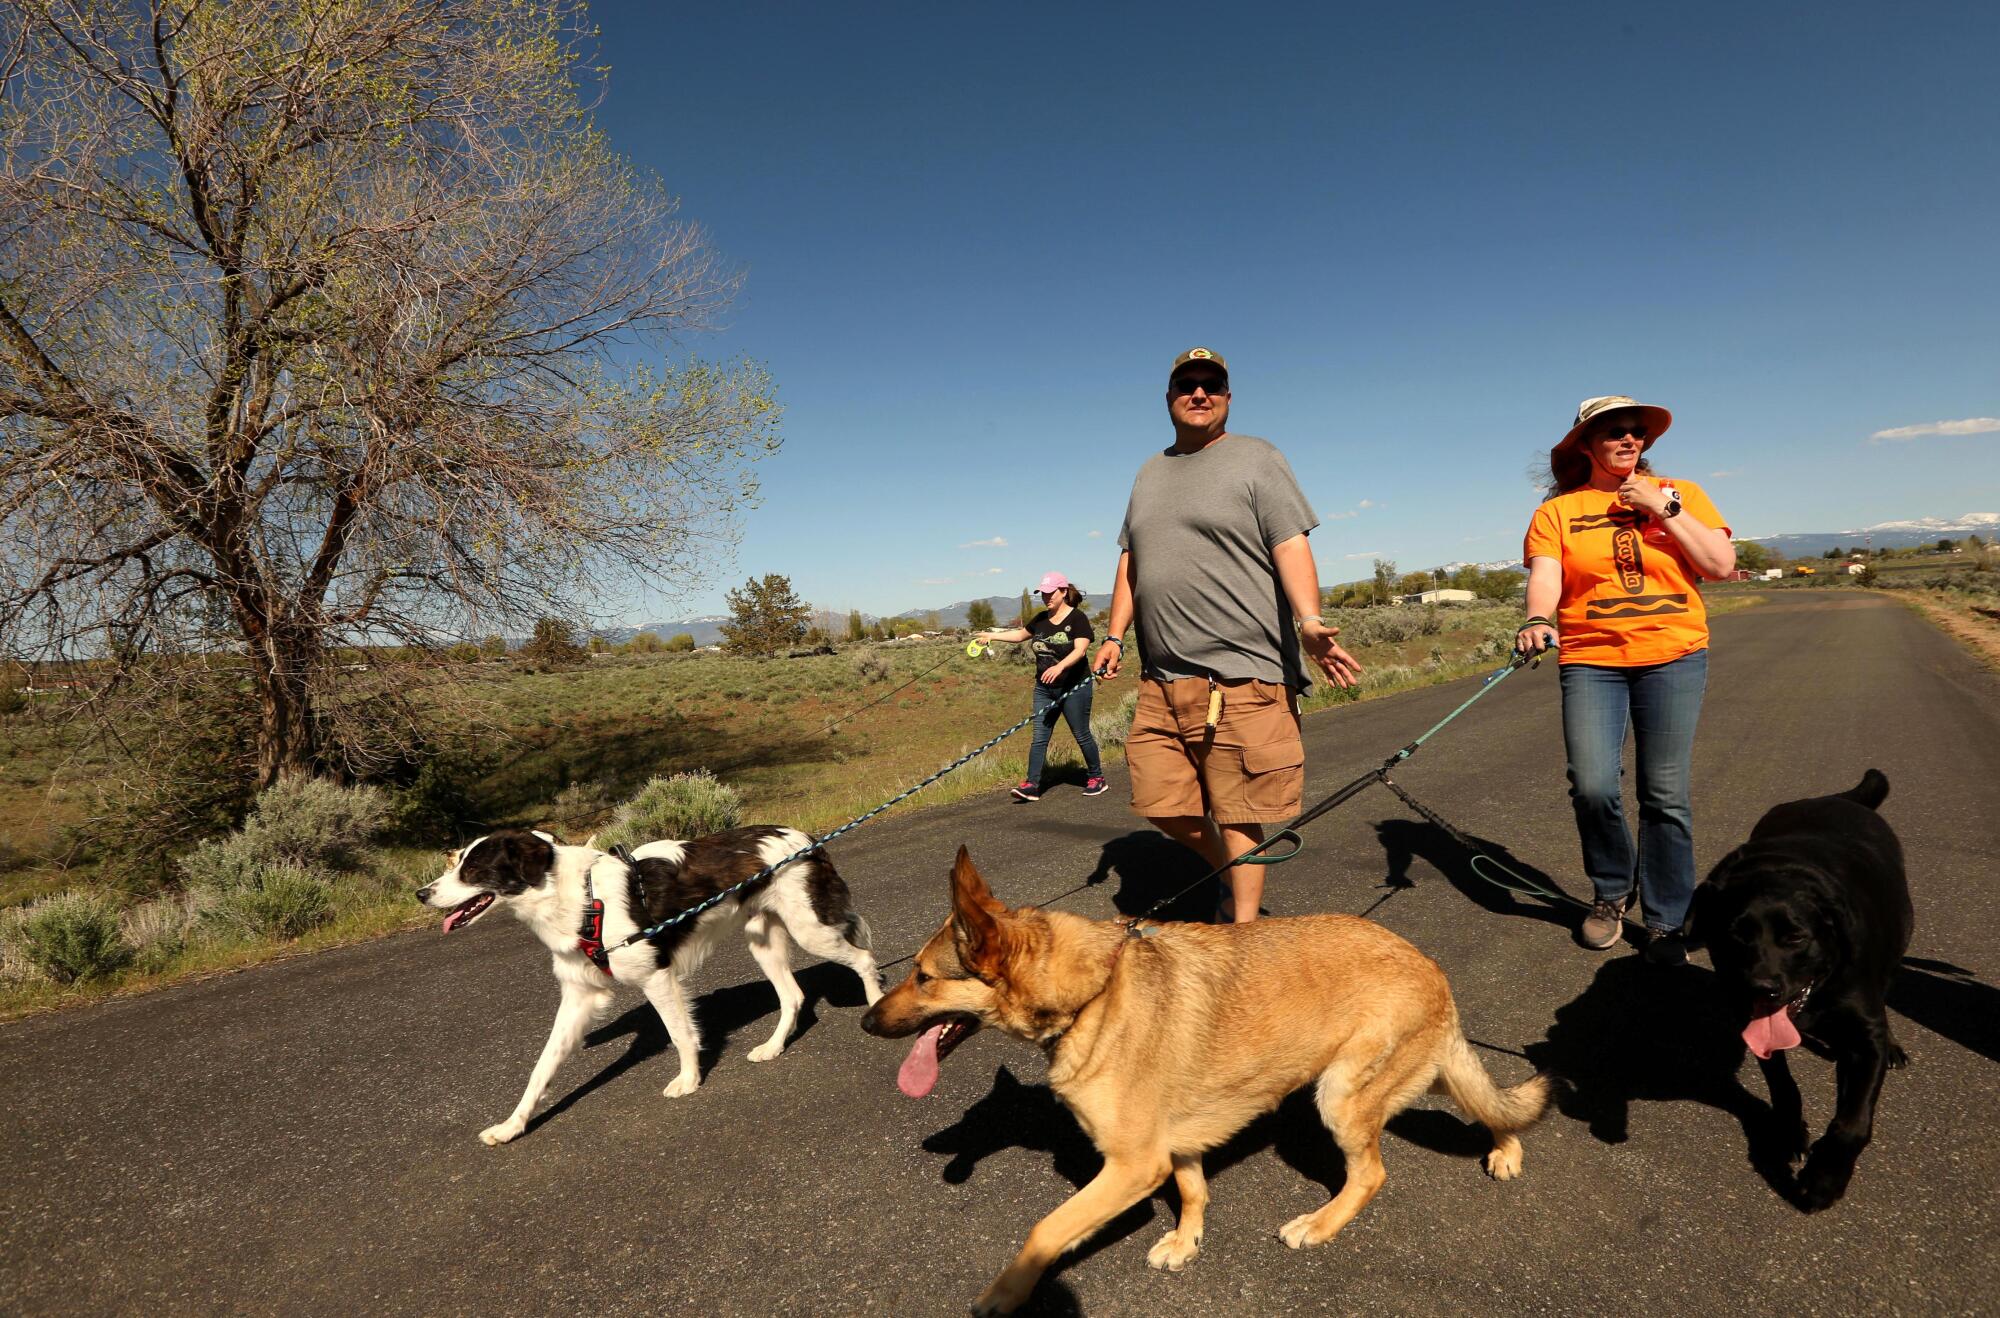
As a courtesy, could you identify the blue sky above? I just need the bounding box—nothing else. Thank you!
[584,0,1999,622]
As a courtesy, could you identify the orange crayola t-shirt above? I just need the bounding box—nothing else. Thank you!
[1522,478,1730,667]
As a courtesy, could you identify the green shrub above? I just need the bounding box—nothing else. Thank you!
[852,651,892,684]
[663,633,696,652]
[234,778,390,871]
[597,770,745,850]
[547,780,619,837]
[385,743,499,841]
[17,890,133,984]
[122,893,200,974]
[0,906,39,983]
[178,831,266,891]
[64,680,259,892]
[198,861,335,941]
[1091,690,1140,749]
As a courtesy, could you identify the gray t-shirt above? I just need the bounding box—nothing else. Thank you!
[1116,433,1319,691]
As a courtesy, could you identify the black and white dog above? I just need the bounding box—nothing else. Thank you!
[416,826,882,1144]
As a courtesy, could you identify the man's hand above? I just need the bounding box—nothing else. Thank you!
[1300,621,1361,689]
[1618,475,1669,516]
[1092,640,1122,679]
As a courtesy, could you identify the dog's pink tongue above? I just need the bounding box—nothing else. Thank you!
[898,1024,945,1098]
[1743,1004,1803,1060]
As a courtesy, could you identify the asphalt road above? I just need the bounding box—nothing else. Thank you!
[5,592,1998,1316]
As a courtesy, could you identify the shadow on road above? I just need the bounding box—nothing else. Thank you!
[524,962,864,1135]
[1525,955,1804,1203]
[1372,818,1577,929]
[1083,830,1222,922]
[922,1063,1508,1298]
[1891,957,2000,1065]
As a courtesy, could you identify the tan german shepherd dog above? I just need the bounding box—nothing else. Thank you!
[862,848,1550,1315]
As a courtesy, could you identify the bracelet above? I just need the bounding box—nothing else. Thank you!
[1103,636,1123,648]
[1518,616,1553,631]
[1297,613,1326,627]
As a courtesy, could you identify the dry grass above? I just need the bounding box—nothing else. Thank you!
[1900,591,2000,670]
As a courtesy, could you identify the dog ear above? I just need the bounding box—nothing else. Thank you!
[581,833,598,849]
[951,847,1012,978]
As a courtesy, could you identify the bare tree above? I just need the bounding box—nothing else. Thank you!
[0,1,780,785]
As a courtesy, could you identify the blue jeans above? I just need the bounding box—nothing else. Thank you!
[1559,649,1709,932]
[1026,681,1101,786]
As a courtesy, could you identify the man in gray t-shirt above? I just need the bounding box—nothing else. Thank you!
[1093,347,1362,923]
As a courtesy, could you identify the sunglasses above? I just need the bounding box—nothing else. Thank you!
[1171,375,1228,397]
[1592,423,1648,441]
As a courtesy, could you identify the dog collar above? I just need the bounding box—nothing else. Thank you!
[577,869,613,977]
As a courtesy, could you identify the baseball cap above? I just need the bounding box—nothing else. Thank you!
[1169,346,1229,383]
[1037,571,1071,595]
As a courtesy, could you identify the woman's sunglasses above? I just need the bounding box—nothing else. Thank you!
[1592,422,1648,441]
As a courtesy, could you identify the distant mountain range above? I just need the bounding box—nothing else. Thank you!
[588,513,1997,644]
[1741,512,1997,558]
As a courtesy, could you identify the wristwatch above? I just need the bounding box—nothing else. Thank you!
[1661,495,1682,519]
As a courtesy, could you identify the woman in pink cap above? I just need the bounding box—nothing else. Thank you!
[973,571,1107,801]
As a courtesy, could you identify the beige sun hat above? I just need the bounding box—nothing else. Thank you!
[1555,395,1673,455]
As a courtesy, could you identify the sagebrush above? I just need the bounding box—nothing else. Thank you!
[596,770,746,851]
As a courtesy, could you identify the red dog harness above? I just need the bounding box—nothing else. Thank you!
[577,868,613,978]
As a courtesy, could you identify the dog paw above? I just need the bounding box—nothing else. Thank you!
[969,1279,1029,1315]
[1887,1043,1909,1070]
[479,1120,524,1146]
[746,1040,785,1063]
[662,1072,700,1099]
[1146,1229,1202,1271]
[1484,1141,1524,1181]
[1278,1213,1332,1250]
[1795,1155,1853,1214]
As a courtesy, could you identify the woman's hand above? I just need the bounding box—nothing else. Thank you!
[1618,476,1669,516]
[1516,622,1558,656]
[1039,665,1066,685]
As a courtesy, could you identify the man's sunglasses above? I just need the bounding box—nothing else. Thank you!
[1171,374,1228,397]
[1592,422,1648,440]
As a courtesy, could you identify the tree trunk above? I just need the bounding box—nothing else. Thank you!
[252,635,318,788]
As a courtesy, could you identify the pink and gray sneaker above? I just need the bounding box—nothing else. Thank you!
[1010,781,1040,802]
[1082,777,1109,796]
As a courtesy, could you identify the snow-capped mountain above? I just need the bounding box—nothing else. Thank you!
[1742,512,1996,557]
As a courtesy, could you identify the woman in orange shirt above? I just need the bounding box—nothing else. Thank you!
[1517,396,1736,966]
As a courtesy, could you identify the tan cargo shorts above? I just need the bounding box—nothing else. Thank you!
[1125,676,1304,824]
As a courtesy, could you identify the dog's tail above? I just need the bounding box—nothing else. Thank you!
[1839,768,1889,811]
[1436,1031,1551,1134]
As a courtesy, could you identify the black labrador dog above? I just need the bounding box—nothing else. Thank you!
[1689,769,1913,1212]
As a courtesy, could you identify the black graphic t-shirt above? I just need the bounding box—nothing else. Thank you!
[1026,608,1094,687]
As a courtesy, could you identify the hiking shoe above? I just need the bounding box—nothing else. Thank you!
[1010,781,1040,802]
[1082,776,1108,796]
[1642,927,1690,968]
[1579,893,1632,950]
